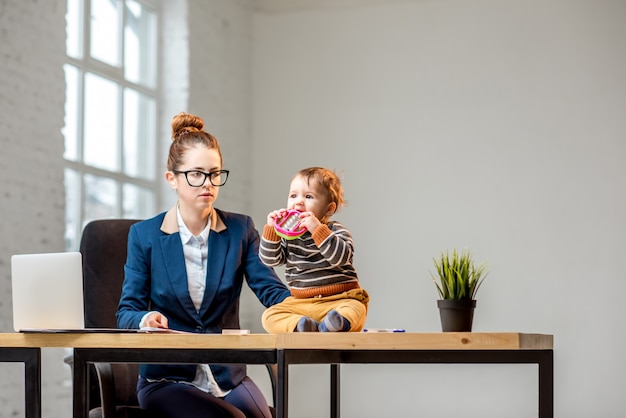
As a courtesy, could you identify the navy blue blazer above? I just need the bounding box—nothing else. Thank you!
[116,206,290,390]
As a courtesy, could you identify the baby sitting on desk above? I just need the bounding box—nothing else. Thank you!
[259,167,370,333]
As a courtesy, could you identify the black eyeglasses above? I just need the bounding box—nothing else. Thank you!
[172,169,229,187]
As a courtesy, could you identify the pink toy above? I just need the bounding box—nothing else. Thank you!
[274,210,306,240]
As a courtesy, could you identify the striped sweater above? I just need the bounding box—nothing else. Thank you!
[259,221,359,296]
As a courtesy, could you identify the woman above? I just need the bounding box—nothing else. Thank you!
[116,112,290,418]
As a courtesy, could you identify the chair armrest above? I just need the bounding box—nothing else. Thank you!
[64,353,105,412]
[93,363,117,418]
[64,354,74,369]
[265,363,278,406]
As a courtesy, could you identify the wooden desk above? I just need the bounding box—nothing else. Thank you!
[274,332,554,418]
[0,332,554,418]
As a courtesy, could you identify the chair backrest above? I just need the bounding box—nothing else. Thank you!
[79,219,144,415]
[80,219,140,328]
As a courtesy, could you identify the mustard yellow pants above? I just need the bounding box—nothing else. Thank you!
[262,288,370,333]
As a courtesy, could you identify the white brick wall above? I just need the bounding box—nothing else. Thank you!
[0,0,72,415]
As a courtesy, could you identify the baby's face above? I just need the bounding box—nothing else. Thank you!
[287,175,332,220]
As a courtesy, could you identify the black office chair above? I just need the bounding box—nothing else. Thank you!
[60,219,146,417]
[69,219,278,418]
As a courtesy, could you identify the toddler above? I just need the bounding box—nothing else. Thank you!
[260,167,369,333]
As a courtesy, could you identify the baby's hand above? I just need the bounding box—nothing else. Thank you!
[267,208,288,227]
[297,211,322,232]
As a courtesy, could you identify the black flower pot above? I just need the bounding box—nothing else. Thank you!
[437,299,476,332]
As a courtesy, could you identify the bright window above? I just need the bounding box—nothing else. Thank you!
[64,0,159,250]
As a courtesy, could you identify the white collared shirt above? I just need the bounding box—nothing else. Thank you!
[177,208,210,312]
[176,207,230,397]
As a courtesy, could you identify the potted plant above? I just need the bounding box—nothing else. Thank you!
[430,248,489,332]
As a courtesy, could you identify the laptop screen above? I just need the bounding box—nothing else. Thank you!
[11,252,85,332]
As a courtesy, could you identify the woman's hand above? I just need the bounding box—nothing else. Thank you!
[144,312,169,329]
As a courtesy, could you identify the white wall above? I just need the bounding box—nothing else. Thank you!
[251,0,626,417]
[186,0,255,215]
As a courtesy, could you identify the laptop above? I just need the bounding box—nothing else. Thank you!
[10,252,138,333]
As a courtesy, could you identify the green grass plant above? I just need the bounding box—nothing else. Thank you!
[431,248,489,300]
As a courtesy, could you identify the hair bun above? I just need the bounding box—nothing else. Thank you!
[171,112,205,141]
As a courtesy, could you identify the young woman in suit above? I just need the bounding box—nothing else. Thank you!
[117,112,290,418]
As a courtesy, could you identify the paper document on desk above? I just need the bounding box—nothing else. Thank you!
[139,327,193,334]
[139,328,250,335]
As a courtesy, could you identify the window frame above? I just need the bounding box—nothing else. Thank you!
[64,0,161,250]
